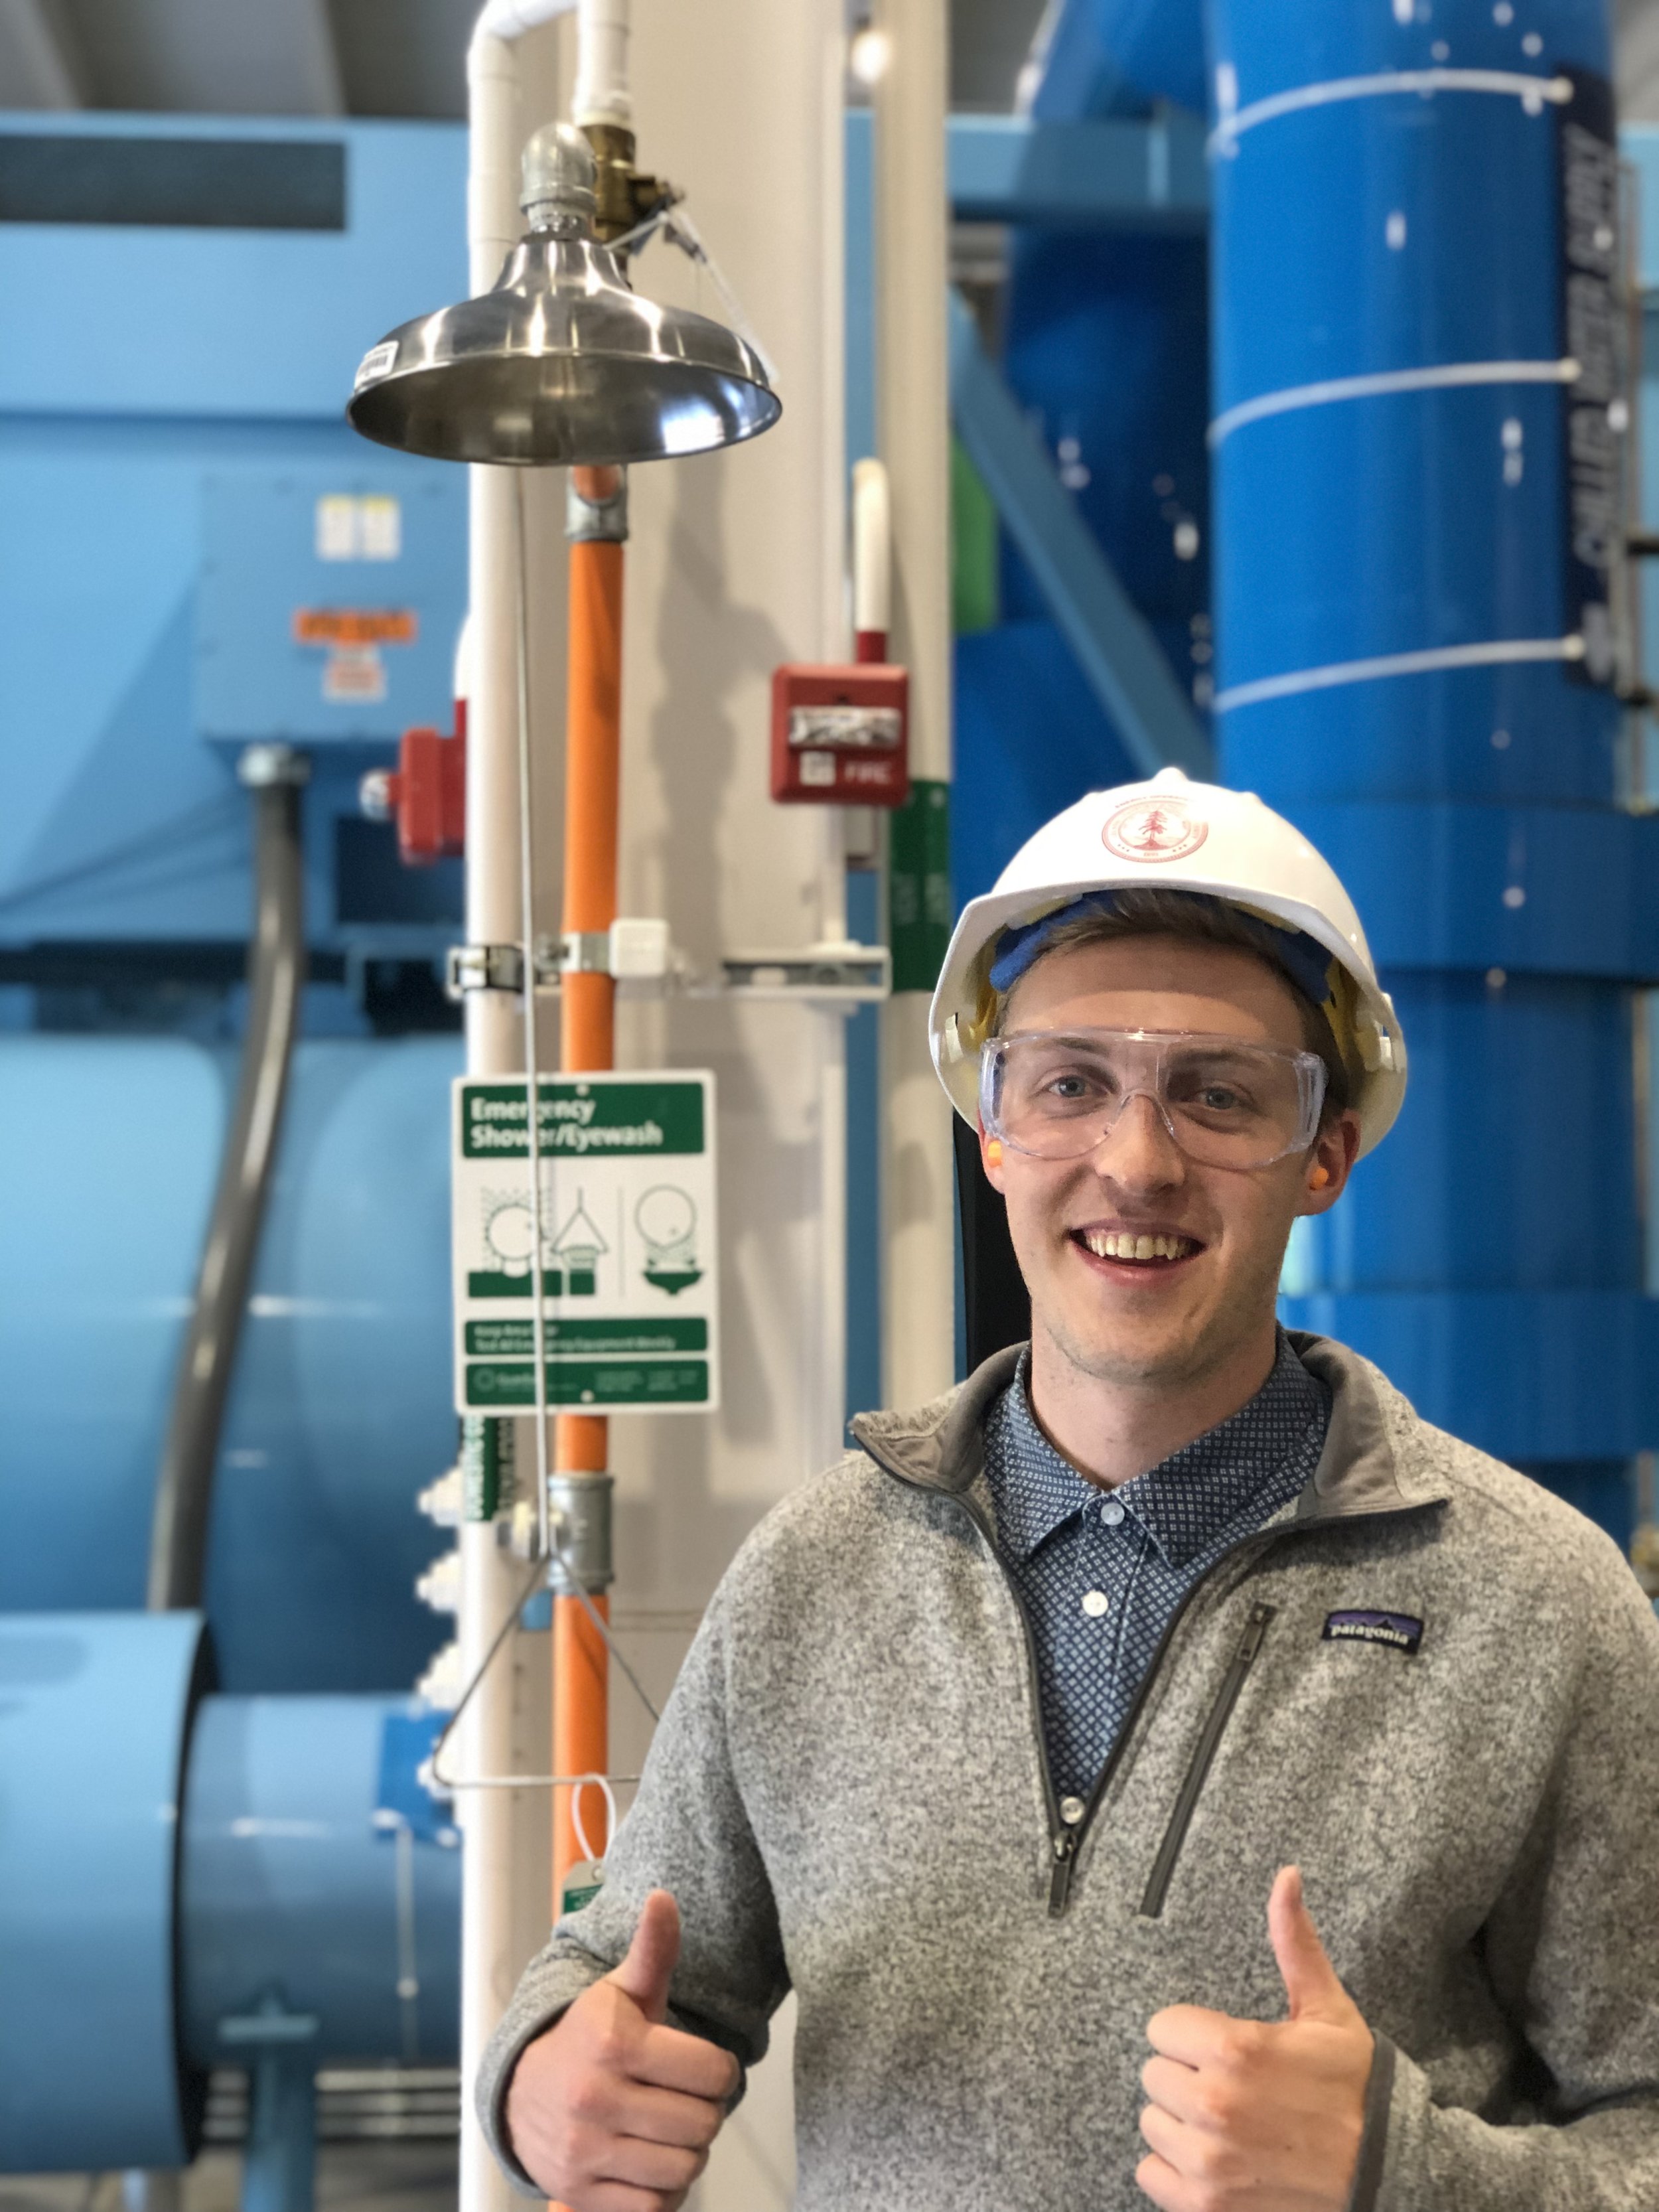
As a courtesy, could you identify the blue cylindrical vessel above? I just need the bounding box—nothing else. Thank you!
[0,1035,462,1688]
[182,1694,460,2067]
[1209,0,1644,1534]
[0,1612,460,2170]
[0,1611,208,2170]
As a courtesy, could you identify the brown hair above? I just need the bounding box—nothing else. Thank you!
[998,888,1352,1118]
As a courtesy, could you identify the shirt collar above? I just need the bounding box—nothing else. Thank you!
[985,1331,1329,1570]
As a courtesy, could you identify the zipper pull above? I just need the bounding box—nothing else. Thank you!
[1238,1600,1275,1665]
[1048,1828,1078,1917]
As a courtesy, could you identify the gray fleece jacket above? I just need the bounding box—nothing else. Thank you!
[479,1335,1659,2210]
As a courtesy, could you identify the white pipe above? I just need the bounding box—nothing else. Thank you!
[873,0,956,1410]
[572,0,632,129]
[457,9,577,2207]
[851,457,891,645]
[474,0,577,40]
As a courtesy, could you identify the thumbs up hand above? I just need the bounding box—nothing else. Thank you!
[505,1889,741,2211]
[1136,1868,1372,2212]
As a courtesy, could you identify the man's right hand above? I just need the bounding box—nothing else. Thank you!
[504,1888,740,2212]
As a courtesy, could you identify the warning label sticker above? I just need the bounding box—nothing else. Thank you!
[452,1071,718,1414]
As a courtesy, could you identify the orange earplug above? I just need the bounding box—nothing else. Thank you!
[1309,1164,1331,1189]
[985,1138,1004,1166]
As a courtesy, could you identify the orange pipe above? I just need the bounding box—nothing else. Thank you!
[553,475,625,1905]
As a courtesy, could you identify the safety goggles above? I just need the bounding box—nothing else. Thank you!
[979,1027,1327,1171]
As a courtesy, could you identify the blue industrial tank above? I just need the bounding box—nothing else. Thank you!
[0,1034,463,1689]
[954,0,1213,911]
[1209,0,1651,1534]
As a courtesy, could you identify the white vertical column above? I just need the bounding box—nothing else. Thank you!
[873,0,956,1410]
[459,28,536,2212]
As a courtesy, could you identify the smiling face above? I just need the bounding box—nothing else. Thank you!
[981,934,1359,1396]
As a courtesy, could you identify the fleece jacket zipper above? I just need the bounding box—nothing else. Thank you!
[1138,1600,1276,1919]
[944,1490,1269,1919]
[869,1448,1430,1922]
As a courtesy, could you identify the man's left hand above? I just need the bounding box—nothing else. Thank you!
[1136,1864,1372,2212]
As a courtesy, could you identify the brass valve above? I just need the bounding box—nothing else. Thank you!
[580,119,678,246]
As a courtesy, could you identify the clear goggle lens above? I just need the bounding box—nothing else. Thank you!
[980,1028,1327,1171]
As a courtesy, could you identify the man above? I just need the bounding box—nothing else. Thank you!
[480,771,1659,2211]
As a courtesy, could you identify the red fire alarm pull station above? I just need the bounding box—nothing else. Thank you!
[770,457,909,808]
[770,661,909,806]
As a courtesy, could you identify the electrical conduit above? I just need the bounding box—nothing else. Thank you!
[149,744,308,1611]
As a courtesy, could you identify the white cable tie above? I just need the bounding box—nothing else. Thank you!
[569,1770,618,1864]
[1209,66,1574,155]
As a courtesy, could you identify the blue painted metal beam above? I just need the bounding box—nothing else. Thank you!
[946,111,1208,230]
[947,289,1213,780]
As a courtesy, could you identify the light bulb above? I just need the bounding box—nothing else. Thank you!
[849,22,891,86]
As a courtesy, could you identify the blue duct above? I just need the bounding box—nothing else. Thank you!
[0,1613,459,2172]
[0,1035,461,1690]
[1209,0,1648,1536]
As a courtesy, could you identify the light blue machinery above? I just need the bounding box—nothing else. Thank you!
[0,112,474,2189]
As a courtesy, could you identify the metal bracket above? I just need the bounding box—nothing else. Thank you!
[218,1994,321,2048]
[470,929,892,1005]
[557,930,613,974]
[445,942,525,999]
[711,944,891,1003]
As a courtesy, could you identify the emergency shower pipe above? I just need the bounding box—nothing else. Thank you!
[149,743,308,1611]
[551,462,624,1903]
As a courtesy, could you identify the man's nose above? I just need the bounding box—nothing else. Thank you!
[1088,1090,1185,1187]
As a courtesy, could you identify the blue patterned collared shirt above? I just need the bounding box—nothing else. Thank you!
[981,1332,1330,1814]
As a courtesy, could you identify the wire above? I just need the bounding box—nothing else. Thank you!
[613,199,778,386]
[551,1517,661,1723]
[427,1552,549,1791]
[512,473,555,1566]
[661,206,778,386]
[425,1534,660,1793]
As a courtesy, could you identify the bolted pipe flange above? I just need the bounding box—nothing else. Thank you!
[546,1473,614,1595]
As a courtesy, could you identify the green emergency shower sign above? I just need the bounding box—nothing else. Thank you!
[452,1070,719,1414]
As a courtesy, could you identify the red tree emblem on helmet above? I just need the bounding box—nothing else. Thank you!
[1102,795,1209,863]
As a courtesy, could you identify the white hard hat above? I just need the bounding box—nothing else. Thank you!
[930,769,1407,1157]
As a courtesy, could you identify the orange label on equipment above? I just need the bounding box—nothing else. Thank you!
[293,607,418,647]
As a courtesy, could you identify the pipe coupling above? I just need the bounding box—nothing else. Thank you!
[238,743,311,789]
[568,467,628,544]
[547,1473,614,1595]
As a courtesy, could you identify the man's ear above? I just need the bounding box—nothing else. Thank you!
[1296,1110,1361,1217]
[979,1122,1006,1192]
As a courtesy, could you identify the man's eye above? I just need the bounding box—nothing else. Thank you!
[1197,1084,1244,1112]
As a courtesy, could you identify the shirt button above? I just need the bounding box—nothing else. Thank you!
[1059,1795,1086,1825]
[1101,1499,1125,1526]
[1081,1589,1110,1618]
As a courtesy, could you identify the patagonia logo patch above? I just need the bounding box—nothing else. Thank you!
[1323,1608,1423,1655]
